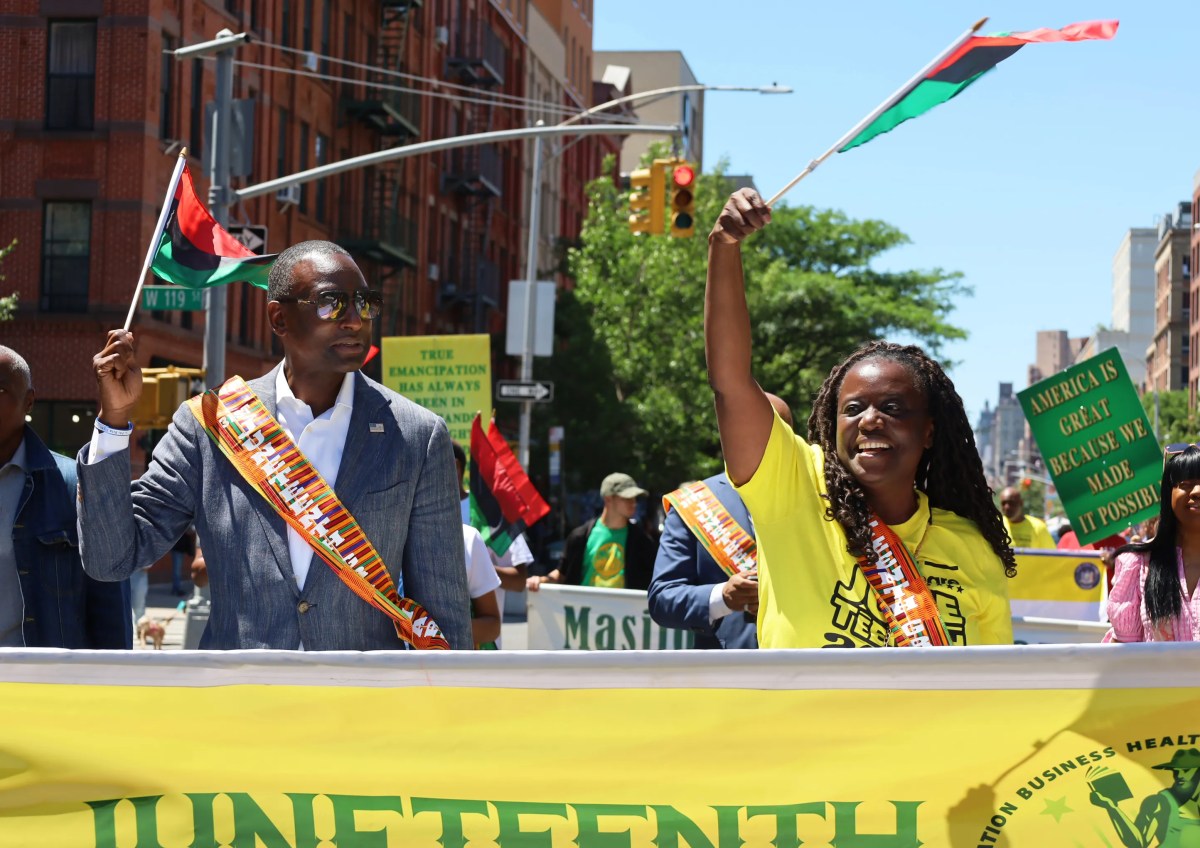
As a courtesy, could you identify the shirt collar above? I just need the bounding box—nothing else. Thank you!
[275,364,356,417]
[1,438,27,475]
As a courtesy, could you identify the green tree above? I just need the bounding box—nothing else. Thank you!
[0,239,17,321]
[1140,389,1200,444]
[535,155,968,499]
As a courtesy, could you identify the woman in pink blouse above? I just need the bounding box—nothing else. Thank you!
[1107,444,1200,642]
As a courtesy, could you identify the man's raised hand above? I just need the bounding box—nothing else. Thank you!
[93,329,142,427]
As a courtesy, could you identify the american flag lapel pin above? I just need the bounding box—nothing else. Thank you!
[369,423,385,433]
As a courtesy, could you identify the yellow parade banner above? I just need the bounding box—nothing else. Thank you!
[380,334,491,445]
[1,647,1198,847]
[1010,547,1106,621]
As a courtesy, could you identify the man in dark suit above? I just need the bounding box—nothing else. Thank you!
[78,240,471,649]
[648,395,793,649]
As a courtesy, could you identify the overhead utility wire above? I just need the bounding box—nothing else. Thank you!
[255,40,633,123]
[230,58,642,124]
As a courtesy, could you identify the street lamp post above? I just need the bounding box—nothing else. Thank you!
[515,83,792,469]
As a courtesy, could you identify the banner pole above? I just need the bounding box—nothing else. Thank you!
[123,148,188,332]
[765,18,987,207]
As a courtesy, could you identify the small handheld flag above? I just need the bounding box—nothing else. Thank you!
[151,164,276,292]
[767,19,1118,206]
[125,154,277,330]
[468,414,550,556]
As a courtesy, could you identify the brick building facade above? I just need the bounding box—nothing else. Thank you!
[1,0,615,458]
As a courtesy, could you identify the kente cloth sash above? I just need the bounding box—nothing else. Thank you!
[186,376,449,650]
[662,482,756,577]
[857,516,949,648]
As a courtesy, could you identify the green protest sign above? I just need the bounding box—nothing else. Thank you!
[1018,348,1159,545]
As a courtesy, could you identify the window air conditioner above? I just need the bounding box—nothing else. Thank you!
[275,185,302,206]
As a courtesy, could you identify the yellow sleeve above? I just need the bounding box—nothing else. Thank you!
[978,556,1014,645]
[729,411,822,526]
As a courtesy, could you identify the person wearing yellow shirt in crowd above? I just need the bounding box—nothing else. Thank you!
[527,473,658,592]
[704,188,1016,648]
[999,486,1056,550]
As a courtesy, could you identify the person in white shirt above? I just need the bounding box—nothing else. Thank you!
[452,440,534,617]
[462,524,501,648]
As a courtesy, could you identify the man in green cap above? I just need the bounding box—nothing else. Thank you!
[528,472,658,591]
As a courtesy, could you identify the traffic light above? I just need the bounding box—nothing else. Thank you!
[628,164,665,235]
[666,159,697,238]
[1021,477,1033,490]
[130,366,205,430]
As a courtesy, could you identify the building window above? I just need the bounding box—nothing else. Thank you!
[40,202,91,312]
[303,0,313,51]
[190,58,204,159]
[276,108,289,178]
[298,122,310,214]
[160,35,176,140]
[315,133,329,223]
[319,1,331,73]
[45,21,96,130]
[281,0,292,47]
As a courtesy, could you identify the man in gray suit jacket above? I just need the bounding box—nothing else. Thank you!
[78,240,472,650]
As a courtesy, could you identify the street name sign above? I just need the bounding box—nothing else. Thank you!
[496,380,554,403]
[142,286,204,311]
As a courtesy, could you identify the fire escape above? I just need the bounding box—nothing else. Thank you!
[439,11,505,332]
[339,0,422,337]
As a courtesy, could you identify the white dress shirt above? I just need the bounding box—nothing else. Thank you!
[273,368,356,590]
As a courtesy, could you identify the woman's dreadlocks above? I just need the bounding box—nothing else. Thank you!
[806,340,1017,578]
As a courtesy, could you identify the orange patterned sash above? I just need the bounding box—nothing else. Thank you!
[663,481,756,577]
[186,376,449,650]
[858,516,948,647]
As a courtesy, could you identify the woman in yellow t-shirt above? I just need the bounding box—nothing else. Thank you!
[704,189,1016,648]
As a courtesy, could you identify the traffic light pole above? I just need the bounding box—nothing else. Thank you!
[170,29,248,644]
[204,40,235,390]
[172,29,250,391]
[517,128,545,470]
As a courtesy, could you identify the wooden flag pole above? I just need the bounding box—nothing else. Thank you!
[123,148,189,331]
[765,17,987,208]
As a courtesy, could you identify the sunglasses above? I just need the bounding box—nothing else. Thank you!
[1164,443,1200,457]
[276,290,383,321]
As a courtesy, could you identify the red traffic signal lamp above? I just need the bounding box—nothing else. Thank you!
[628,164,666,235]
[666,159,696,238]
[1020,477,1033,490]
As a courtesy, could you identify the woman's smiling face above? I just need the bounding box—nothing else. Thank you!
[835,358,933,503]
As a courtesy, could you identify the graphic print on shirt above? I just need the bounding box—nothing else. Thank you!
[823,567,888,648]
[822,557,969,647]
[588,542,625,587]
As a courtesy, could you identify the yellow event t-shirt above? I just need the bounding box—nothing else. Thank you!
[733,412,1013,648]
[1003,515,1056,550]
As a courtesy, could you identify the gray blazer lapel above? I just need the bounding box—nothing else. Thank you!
[244,367,301,597]
[333,373,400,508]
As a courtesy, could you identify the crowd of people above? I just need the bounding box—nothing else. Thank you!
[4,195,1199,652]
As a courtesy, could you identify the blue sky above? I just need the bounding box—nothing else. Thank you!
[594,1,1200,424]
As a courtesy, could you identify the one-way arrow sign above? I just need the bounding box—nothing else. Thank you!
[496,380,554,403]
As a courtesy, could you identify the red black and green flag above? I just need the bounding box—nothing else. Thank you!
[839,20,1118,152]
[469,414,550,556]
[150,164,276,290]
